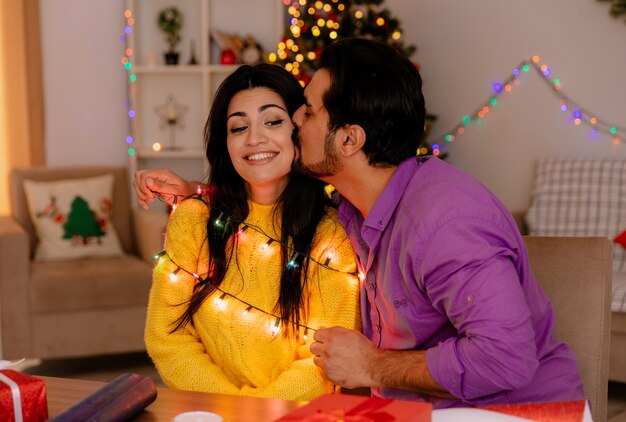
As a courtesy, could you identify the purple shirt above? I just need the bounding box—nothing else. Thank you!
[337,156,583,408]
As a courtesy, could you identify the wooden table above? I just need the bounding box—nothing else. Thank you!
[39,376,306,421]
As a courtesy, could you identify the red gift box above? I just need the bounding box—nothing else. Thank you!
[0,370,48,422]
[477,399,587,422]
[275,394,432,422]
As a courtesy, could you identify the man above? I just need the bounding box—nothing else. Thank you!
[290,37,586,407]
[134,38,583,407]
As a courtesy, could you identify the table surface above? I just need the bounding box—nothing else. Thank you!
[39,376,305,422]
[37,376,593,422]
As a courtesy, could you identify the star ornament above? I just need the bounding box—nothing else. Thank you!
[154,95,188,129]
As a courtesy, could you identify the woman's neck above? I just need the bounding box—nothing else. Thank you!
[246,179,288,205]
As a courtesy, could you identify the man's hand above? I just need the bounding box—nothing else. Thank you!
[133,168,197,209]
[311,327,454,398]
[310,327,379,389]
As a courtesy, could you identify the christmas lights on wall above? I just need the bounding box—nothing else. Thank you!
[121,8,625,159]
[121,9,137,159]
[427,56,626,156]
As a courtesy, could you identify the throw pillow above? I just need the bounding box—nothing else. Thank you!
[615,229,626,250]
[525,158,626,272]
[23,174,125,261]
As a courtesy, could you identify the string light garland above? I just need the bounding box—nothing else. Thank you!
[150,195,362,336]
[121,9,137,159]
[427,56,626,156]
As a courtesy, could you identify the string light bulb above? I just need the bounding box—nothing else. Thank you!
[236,225,249,236]
[324,252,334,266]
[271,318,281,336]
[214,212,225,229]
[286,252,300,270]
[261,239,274,252]
[216,293,228,311]
[168,267,181,282]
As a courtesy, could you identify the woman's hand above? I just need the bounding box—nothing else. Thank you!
[133,168,198,209]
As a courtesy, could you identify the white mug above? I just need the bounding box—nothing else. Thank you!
[171,411,224,422]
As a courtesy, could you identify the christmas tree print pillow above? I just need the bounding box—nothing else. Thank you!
[23,174,124,261]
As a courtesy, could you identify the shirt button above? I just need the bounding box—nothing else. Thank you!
[467,294,474,303]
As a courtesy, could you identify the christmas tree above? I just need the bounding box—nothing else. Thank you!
[269,0,440,156]
[270,0,415,86]
[599,0,626,20]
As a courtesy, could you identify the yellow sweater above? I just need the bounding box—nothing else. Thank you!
[145,198,360,401]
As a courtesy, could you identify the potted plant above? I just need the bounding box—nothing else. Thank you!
[158,6,183,65]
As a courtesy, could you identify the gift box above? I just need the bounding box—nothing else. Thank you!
[0,370,48,422]
[275,394,432,422]
[477,399,588,422]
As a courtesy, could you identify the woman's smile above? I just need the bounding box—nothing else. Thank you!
[245,151,279,162]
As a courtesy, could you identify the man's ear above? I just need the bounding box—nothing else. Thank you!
[339,124,366,157]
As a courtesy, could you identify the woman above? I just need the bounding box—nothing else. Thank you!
[142,64,360,401]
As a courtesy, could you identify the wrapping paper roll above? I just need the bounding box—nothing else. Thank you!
[50,373,157,422]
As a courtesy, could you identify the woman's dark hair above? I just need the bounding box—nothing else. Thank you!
[319,38,426,166]
[173,64,330,335]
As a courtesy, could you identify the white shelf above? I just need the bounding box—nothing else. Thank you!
[137,149,205,159]
[125,0,284,182]
[133,65,209,74]
[133,64,240,74]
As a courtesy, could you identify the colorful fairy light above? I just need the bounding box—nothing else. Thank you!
[271,318,281,336]
[168,267,180,282]
[323,252,334,266]
[432,56,626,152]
[152,195,360,337]
[121,9,136,157]
[261,239,274,251]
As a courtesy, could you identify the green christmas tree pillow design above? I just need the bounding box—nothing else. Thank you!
[63,196,107,245]
[23,174,124,261]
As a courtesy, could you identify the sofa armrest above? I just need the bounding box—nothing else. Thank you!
[0,216,32,359]
[132,208,168,262]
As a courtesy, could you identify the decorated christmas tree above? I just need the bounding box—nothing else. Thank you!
[269,0,414,85]
[599,0,626,20]
[269,0,440,156]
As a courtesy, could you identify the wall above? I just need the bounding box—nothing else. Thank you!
[40,0,128,166]
[40,0,626,212]
[387,0,626,212]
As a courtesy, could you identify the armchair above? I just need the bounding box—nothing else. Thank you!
[524,236,612,422]
[0,166,167,360]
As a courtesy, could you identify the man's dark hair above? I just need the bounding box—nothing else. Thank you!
[319,38,426,166]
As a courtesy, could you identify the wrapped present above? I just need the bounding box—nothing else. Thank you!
[0,370,48,422]
[477,399,588,422]
[275,394,432,422]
